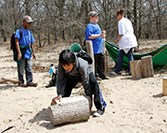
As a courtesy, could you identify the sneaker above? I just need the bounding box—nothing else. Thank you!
[110,71,120,76]
[93,109,105,117]
[101,76,109,80]
[27,82,38,87]
[122,71,131,76]
[45,81,55,88]
[18,83,27,87]
[96,76,102,81]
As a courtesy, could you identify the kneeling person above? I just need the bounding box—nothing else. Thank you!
[51,49,106,117]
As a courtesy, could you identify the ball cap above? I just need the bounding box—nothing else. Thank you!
[23,15,33,23]
[88,11,99,17]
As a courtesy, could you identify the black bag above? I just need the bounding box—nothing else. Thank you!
[76,50,93,64]
[10,28,22,61]
[45,67,58,88]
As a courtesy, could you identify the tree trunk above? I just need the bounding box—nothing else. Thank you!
[138,0,142,39]
[133,0,138,38]
[80,0,91,24]
[58,0,65,41]
[24,0,31,15]
[38,31,41,48]
[47,26,50,45]
[156,0,162,39]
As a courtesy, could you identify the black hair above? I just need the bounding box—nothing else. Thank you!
[116,9,124,16]
[59,49,76,66]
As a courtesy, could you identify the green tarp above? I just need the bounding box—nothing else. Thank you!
[105,41,167,67]
[69,41,167,67]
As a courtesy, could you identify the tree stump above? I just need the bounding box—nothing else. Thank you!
[162,77,167,96]
[130,60,142,80]
[141,55,154,78]
[48,96,90,126]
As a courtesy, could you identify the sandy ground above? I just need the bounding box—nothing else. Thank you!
[1,41,167,133]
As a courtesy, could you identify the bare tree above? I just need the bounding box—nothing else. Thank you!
[0,0,166,45]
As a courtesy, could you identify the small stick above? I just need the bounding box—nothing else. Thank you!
[1,125,15,133]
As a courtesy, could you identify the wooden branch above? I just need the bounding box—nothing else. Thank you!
[0,78,18,84]
[0,125,14,133]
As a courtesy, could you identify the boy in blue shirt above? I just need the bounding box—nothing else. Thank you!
[85,11,108,80]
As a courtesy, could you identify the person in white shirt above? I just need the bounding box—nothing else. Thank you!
[111,9,138,75]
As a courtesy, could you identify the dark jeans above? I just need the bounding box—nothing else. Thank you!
[63,72,107,110]
[94,53,106,79]
[17,58,33,84]
[115,48,134,73]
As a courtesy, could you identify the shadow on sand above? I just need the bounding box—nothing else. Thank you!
[153,93,165,98]
[29,108,89,130]
[0,84,17,90]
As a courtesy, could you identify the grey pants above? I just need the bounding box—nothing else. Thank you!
[17,58,33,84]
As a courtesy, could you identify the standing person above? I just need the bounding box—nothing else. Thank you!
[85,11,108,80]
[51,49,107,117]
[15,15,37,87]
[110,9,138,75]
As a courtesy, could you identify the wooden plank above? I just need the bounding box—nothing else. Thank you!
[86,40,95,74]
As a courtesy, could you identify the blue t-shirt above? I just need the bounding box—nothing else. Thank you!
[85,23,104,54]
[15,27,35,59]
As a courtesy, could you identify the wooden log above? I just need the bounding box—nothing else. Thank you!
[162,77,167,96]
[141,55,154,78]
[86,40,95,74]
[48,96,90,126]
[130,60,142,80]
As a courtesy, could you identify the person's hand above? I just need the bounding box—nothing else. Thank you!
[32,53,36,60]
[101,30,106,39]
[114,39,117,44]
[102,30,106,34]
[17,52,22,61]
[114,38,119,44]
[51,96,62,105]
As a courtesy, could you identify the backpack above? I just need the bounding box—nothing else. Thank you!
[45,66,58,88]
[10,28,22,61]
[76,50,93,64]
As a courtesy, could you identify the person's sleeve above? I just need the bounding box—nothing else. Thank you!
[56,64,67,97]
[118,21,125,35]
[85,25,93,40]
[78,59,89,90]
[15,29,21,39]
